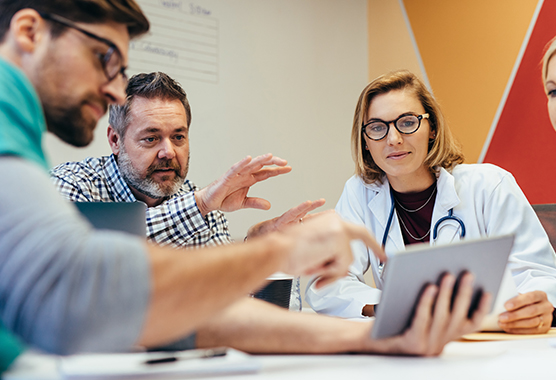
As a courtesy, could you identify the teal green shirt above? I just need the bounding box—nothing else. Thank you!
[0,57,45,370]
[0,57,49,170]
[0,322,23,373]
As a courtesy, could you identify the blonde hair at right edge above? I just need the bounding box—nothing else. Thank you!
[351,70,464,184]
[542,36,556,89]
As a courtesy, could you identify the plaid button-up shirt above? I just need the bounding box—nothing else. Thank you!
[50,154,232,249]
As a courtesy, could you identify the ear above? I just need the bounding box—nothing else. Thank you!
[429,129,436,140]
[107,125,122,155]
[8,9,47,55]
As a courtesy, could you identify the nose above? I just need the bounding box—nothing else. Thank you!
[385,122,403,145]
[158,139,176,160]
[101,76,127,106]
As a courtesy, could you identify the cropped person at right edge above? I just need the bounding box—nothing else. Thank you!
[306,70,556,334]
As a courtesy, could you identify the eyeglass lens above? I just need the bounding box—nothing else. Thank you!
[41,13,126,83]
[102,49,126,82]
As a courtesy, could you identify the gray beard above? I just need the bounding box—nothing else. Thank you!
[117,147,188,200]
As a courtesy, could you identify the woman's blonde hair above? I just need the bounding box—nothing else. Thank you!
[351,70,464,184]
[542,36,556,88]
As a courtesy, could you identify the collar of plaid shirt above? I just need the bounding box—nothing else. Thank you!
[102,154,140,202]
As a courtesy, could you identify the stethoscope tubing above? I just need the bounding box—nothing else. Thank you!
[377,189,466,278]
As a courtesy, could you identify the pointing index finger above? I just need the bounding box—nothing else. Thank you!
[343,221,385,262]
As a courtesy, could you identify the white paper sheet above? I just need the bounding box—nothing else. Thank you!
[59,348,261,379]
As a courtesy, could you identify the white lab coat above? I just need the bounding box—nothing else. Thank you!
[305,164,556,318]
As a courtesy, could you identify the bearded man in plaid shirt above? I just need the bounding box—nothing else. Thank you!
[51,71,323,248]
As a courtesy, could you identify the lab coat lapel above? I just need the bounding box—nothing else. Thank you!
[367,178,405,253]
[431,168,461,245]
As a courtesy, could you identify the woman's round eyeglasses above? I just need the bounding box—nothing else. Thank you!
[362,113,429,141]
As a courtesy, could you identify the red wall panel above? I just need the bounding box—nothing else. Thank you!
[483,0,556,203]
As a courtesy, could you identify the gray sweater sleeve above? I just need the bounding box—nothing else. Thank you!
[0,157,151,355]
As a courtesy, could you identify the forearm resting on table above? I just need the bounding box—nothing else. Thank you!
[195,297,374,354]
[137,235,290,347]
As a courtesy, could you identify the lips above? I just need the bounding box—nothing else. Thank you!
[153,168,177,176]
[147,160,182,178]
[387,151,410,159]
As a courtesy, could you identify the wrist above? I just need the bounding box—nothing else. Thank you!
[344,320,379,353]
[246,218,279,240]
[245,224,261,241]
[194,190,210,217]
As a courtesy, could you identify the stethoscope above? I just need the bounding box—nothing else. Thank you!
[377,189,466,279]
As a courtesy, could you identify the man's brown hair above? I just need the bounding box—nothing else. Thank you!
[0,0,149,42]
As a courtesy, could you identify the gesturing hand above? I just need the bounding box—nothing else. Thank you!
[194,154,291,216]
[246,199,327,239]
[280,212,385,289]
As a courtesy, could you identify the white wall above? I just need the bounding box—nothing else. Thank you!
[45,0,368,249]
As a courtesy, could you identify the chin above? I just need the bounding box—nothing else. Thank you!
[54,130,93,147]
[67,131,95,147]
[48,119,95,147]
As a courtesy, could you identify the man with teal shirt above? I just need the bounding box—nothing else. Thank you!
[0,0,490,372]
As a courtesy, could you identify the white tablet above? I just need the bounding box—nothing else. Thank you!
[371,234,514,339]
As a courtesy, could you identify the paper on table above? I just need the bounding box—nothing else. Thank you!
[59,348,261,379]
[462,328,556,341]
[479,267,518,332]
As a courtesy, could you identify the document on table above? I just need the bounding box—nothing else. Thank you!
[59,347,261,379]
[462,328,556,341]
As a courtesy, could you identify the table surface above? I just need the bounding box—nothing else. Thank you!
[5,336,556,380]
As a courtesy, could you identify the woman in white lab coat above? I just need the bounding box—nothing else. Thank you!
[306,70,556,334]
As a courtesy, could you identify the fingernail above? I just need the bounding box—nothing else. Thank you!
[505,302,514,309]
[499,314,508,321]
[463,273,474,285]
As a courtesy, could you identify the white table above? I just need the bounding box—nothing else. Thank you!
[5,337,556,380]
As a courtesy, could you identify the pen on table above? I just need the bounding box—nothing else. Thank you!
[144,347,228,365]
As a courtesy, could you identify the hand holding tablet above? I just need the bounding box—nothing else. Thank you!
[371,235,514,340]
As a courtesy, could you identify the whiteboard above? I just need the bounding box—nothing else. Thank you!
[43,0,369,240]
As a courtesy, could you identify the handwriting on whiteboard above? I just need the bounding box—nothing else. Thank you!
[129,0,218,83]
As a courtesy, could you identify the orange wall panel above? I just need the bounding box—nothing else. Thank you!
[367,0,424,81]
[403,0,537,162]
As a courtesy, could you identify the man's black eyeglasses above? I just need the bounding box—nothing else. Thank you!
[39,12,127,83]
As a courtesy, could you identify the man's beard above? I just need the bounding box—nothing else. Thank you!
[43,99,105,147]
[31,47,106,147]
[118,145,189,200]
